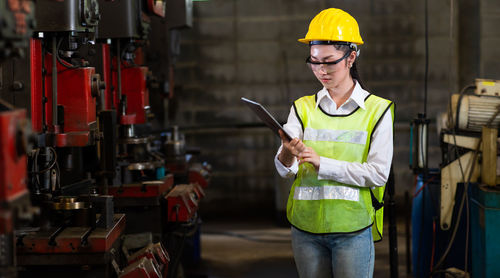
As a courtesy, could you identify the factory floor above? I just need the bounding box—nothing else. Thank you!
[185,215,412,278]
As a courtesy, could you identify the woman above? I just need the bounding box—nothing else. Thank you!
[275,8,394,278]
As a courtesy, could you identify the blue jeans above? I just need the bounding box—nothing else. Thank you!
[291,226,374,278]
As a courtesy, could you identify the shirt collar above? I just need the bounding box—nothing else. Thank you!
[315,80,368,110]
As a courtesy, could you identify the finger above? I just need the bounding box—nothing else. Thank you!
[300,154,312,161]
[279,130,289,143]
[304,147,317,156]
[299,148,311,156]
[298,149,308,156]
[289,138,300,147]
[295,142,306,152]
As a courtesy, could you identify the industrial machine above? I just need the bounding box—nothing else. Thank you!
[0,1,34,277]
[95,0,208,276]
[0,99,30,277]
[12,1,126,276]
[95,0,173,238]
[0,0,208,276]
[440,79,500,278]
[412,78,500,278]
[97,0,166,186]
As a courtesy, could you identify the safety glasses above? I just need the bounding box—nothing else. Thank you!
[305,50,350,72]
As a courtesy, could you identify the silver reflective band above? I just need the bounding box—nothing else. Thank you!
[303,127,367,145]
[294,185,360,201]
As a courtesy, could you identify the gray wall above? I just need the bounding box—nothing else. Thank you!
[165,0,500,217]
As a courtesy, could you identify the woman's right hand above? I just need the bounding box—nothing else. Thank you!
[278,129,306,167]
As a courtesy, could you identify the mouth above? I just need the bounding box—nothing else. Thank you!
[320,78,331,83]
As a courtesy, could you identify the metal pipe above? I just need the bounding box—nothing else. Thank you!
[388,168,399,278]
[116,40,122,107]
[40,41,47,132]
[101,43,113,109]
[51,36,58,128]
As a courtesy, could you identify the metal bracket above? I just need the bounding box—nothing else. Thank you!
[440,151,480,230]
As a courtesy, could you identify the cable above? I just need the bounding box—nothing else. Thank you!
[464,187,469,272]
[424,0,429,117]
[433,82,473,273]
[29,147,59,191]
[432,148,475,273]
[29,147,57,174]
[56,38,79,69]
[430,218,436,273]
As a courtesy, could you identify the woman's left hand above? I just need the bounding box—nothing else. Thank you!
[298,147,320,171]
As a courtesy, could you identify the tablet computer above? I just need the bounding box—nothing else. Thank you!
[241,97,293,141]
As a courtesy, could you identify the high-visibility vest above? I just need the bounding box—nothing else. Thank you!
[287,93,394,241]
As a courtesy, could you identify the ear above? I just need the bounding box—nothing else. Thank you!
[348,50,357,65]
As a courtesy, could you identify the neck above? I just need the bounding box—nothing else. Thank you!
[327,76,355,108]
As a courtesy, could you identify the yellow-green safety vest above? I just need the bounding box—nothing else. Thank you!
[287,93,394,242]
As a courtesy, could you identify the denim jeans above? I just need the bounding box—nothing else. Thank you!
[291,226,374,278]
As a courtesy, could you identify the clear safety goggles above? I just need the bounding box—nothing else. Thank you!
[305,50,350,72]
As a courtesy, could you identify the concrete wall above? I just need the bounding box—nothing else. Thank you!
[480,0,500,79]
[163,0,500,217]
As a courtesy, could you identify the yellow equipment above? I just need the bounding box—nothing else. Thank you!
[298,8,364,45]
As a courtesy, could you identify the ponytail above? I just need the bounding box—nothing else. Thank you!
[350,61,367,90]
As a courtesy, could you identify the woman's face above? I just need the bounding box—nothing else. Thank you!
[309,45,355,89]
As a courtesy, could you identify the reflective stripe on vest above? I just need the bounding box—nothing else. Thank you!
[303,127,368,144]
[286,93,393,237]
[294,185,359,201]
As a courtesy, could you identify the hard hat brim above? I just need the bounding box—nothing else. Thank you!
[298,38,308,44]
[297,38,364,45]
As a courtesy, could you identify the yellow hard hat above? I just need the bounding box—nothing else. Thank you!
[298,8,364,45]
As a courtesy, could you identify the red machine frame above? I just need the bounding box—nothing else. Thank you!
[30,38,97,147]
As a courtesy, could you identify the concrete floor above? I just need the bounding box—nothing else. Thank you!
[186,216,412,278]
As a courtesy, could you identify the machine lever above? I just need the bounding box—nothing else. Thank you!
[81,225,96,246]
[48,224,67,246]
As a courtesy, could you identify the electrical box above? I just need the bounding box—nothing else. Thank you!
[475,79,500,97]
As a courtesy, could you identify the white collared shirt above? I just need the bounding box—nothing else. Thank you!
[274,81,393,187]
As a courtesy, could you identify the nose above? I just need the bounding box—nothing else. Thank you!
[317,65,328,74]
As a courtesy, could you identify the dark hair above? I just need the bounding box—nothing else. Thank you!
[333,44,367,90]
